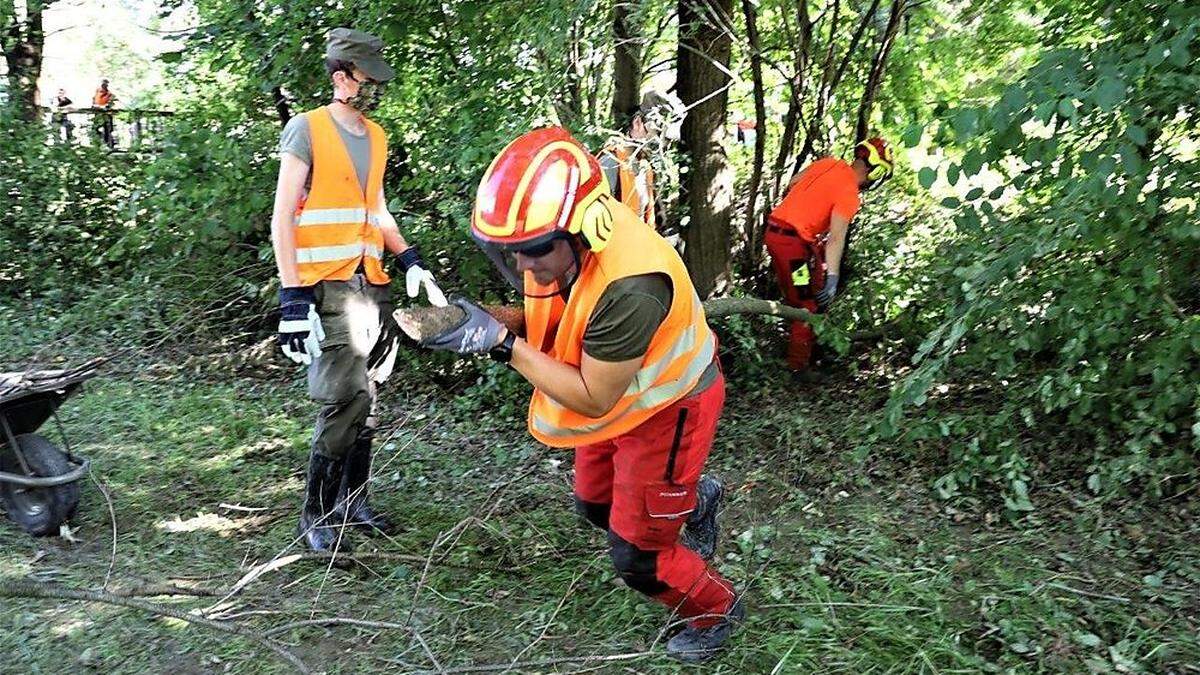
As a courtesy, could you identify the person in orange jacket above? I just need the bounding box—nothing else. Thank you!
[597,90,684,229]
[413,127,743,662]
[269,28,446,553]
[92,79,117,148]
[765,137,895,371]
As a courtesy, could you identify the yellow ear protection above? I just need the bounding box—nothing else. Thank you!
[854,139,895,183]
[567,183,615,253]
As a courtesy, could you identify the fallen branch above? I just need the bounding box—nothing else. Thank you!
[703,296,813,322]
[0,578,310,673]
[435,651,658,674]
[263,616,407,637]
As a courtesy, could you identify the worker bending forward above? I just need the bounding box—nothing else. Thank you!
[418,128,742,662]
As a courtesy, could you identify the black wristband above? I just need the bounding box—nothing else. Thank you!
[397,247,423,272]
[489,332,517,364]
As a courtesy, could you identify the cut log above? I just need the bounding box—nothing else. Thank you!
[393,305,467,342]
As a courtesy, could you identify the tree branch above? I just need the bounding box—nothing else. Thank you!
[0,578,310,673]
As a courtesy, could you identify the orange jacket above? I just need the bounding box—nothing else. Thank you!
[768,157,860,242]
[93,90,113,107]
[292,108,390,286]
[603,143,656,228]
[524,199,715,448]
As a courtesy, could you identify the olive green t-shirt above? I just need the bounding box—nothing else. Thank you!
[279,112,372,194]
[583,273,719,394]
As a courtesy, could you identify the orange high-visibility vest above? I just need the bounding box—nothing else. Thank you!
[524,199,716,448]
[605,143,656,228]
[293,107,390,286]
[93,90,113,106]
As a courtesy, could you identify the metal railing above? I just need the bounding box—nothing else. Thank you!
[38,106,175,151]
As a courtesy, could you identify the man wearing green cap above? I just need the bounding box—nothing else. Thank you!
[269,27,447,553]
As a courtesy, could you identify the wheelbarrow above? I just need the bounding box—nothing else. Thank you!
[0,359,102,536]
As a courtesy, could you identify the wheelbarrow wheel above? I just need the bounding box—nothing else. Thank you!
[0,433,81,536]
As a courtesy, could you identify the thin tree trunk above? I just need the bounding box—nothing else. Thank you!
[3,0,47,119]
[739,0,768,276]
[677,0,735,298]
[793,0,880,175]
[611,0,643,128]
[855,0,905,142]
[271,86,291,128]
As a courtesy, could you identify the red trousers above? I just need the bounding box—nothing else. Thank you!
[764,221,826,370]
[574,370,736,627]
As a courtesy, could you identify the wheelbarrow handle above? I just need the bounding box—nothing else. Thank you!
[0,457,89,488]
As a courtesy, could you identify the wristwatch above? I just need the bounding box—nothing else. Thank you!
[489,331,517,364]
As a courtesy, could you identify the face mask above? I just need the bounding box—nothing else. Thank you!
[347,80,384,112]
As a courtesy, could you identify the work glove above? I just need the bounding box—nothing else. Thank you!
[278,286,325,365]
[398,247,448,308]
[423,297,506,354]
[367,304,401,383]
[815,274,839,311]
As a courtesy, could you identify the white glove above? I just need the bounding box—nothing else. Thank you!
[278,303,325,366]
[406,264,448,307]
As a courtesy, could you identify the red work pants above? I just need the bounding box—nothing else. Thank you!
[573,370,736,628]
[764,220,826,370]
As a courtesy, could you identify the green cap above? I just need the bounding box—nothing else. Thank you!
[325,28,395,83]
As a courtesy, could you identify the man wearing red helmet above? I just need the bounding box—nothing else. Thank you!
[766,138,895,371]
[414,127,743,662]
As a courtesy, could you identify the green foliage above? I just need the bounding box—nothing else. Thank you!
[883,1,1200,507]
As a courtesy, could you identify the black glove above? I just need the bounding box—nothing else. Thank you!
[278,286,325,365]
[815,274,839,311]
[424,297,506,354]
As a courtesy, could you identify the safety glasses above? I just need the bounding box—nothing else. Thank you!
[513,239,557,259]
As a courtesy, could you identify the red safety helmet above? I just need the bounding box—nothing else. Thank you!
[471,127,614,296]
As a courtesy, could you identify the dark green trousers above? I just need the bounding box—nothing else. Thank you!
[307,275,399,460]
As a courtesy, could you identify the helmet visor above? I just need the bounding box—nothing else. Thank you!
[473,231,581,299]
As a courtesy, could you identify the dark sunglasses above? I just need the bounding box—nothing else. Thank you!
[514,239,557,258]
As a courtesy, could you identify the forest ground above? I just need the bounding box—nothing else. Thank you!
[1,306,1198,674]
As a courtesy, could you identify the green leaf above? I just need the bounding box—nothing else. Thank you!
[1057,98,1075,119]
[901,123,925,148]
[918,167,937,189]
[965,187,984,201]
[947,163,961,186]
[1126,125,1148,146]
[1093,77,1125,111]
[941,197,961,209]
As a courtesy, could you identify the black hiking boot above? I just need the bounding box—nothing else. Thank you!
[298,452,350,553]
[681,475,723,560]
[337,438,394,535]
[665,596,746,663]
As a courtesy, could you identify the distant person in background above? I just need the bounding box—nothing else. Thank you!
[92,79,117,149]
[597,90,685,230]
[53,89,74,143]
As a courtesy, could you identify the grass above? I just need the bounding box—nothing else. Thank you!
[1,309,1198,673]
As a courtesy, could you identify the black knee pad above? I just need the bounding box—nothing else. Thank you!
[573,497,611,531]
[608,531,669,596]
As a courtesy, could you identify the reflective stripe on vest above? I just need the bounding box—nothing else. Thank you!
[292,108,391,286]
[296,242,384,264]
[532,323,716,440]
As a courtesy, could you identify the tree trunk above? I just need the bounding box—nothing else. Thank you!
[739,0,768,276]
[3,0,47,120]
[271,86,291,128]
[855,0,905,142]
[611,0,643,128]
[677,0,734,298]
